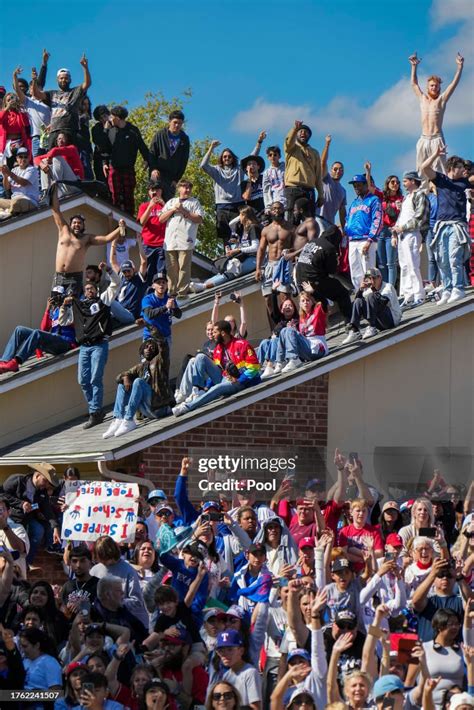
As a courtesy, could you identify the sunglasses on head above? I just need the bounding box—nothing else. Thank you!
[212,691,234,701]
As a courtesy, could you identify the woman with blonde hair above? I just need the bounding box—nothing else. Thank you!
[399,497,446,558]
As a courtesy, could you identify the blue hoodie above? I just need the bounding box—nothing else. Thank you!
[345,193,382,242]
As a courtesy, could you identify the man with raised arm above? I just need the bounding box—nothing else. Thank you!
[31,54,91,150]
[284,120,324,218]
[409,51,464,181]
[50,184,123,296]
[317,134,347,228]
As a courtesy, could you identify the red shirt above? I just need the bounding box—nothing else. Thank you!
[338,523,384,572]
[161,665,209,705]
[298,304,327,338]
[374,187,403,228]
[137,200,166,247]
[34,144,84,179]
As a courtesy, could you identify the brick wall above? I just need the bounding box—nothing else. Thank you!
[139,374,329,498]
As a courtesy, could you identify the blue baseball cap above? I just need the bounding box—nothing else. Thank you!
[287,648,311,664]
[148,489,167,502]
[349,174,367,184]
[372,674,404,699]
[216,629,244,648]
[202,501,221,512]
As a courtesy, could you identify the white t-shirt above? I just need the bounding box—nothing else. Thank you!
[106,237,136,268]
[163,197,204,251]
[24,96,51,137]
[10,165,40,205]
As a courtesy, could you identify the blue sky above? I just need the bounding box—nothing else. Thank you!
[2,0,473,189]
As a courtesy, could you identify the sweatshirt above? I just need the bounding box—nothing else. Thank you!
[345,193,382,242]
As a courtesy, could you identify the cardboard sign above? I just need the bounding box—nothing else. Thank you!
[61,481,139,543]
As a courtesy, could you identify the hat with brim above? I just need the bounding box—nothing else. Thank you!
[28,462,59,487]
[382,500,400,513]
[16,147,29,155]
[373,674,404,699]
[403,170,422,183]
[240,154,265,174]
[349,174,367,184]
[298,124,312,138]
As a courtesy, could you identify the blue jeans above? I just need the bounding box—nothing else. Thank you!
[376,226,398,285]
[434,224,467,291]
[78,341,109,413]
[257,338,278,364]
[425,230,439,283]
[192,353,224,389]
[113,379,154,420]
[110,300,136,325]
[276,328,319,362]
[206,256,257,287]
[26,518,48,564]
[2,326,71,363]
[144,245,166,286]
[185,352,248,410]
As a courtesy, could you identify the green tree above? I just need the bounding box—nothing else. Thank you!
[125,91,221,258]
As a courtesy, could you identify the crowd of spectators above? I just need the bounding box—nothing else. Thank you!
[0,455,473,709]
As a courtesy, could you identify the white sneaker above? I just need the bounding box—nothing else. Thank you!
[261,363,275,379]
[174,389,185,404]
[102,419,122,439]
[282,358,303,373]
[189,281,205,293]
[411,298,425,308]
[361,325,378,339]
[400,298,413,310]
[273,362,284,374]
[185,386,201,403]
[447,288,465,304]
[342,329,362,345]
[172,403,189,417]
[114,419,137,437]
[437,291,451,306]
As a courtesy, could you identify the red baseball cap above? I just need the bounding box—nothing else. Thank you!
[298,537,315,549]
[386,533,403,548]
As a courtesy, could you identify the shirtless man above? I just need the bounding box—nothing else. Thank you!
[409,51,464,182]
[256,201,293,325]
[51,184,124,295]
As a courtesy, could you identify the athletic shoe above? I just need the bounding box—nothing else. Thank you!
[342,329,362,345]
[189,281,205,293]
[185,386,201,403]
[172,403,189,417]
[447,288,465,304]
[273,362,284,374]
[103,419,122,439]
[46,543,63,556]
[282,358,303,373]
[400,298,414,310]
[437,291,451,306]
[114,419,137,437]
[0,358,19,374]
[174,390,186,404]
[411,298,425,308]
[83,410,105,430]
[261,363,275,379]
[361,326,378,339]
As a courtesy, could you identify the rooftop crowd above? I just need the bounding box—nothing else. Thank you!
[0,455,473,710]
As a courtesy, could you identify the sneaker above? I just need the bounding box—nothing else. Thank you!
[400,298,414,310]
[261,363,275,379]
[174,390,185,404]
[114,419,137,437]
[83,409,105,430]
[189,281,205,293]
[447,288,465,304]
[172,403,189,417]
[437,291,451,306]
[342,329,362,345]
[282,358,303,373]
[46,543,63,556]
[361,325,378,339]
[185,386,201,403]
[411,298,425,308]
[0,358,19,374]
[273,362,284,374]
[103,418,122,439]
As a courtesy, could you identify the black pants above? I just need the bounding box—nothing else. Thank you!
[310,277,353,322]
[216,203,244,248]
[284,186,315,219]
[351,292,394,330]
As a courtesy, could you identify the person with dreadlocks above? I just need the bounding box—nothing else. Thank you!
[102,337,173,438]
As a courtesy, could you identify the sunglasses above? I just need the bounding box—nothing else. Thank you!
[212,691,234,701]
[336,621,357,631]
[436,572,453,579]
[157,510,172,516]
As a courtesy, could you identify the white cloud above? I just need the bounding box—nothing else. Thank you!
[430,0,473,29]
[394,148,417,173]
[231,98,318,134]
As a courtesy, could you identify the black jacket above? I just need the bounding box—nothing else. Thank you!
[0,473,59,529]
[149,128,190,185]
[72,297,113,345]
[295,234,339,286]
[103,122,150,170]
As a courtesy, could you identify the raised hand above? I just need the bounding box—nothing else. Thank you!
[334,447,346,470]
[408,53,421,66]
[301,281,315,294]
[80,54,88,68]
[295,120,303,130]
[456,52,464,67]
[312,588,328,614]
[364,161,372,172]
[288,662,311,683]
[210,140,221,149]
[42,49,50,64]
[31,67,38,81]
[333,632,354,653]
[181,456,192,474]
[13,66,23,78]
[325,134,332,143]
[257,130,267,143]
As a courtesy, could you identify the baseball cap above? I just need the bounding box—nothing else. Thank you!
[335,609,357,626]
[287,648,311,664]
[288,689,315,704]
[148,179,162,189]
[148,489,167,502]
[64,662,87,677]
[295,498,313,507]
[403,170,422,183]
[202,501,221,513]
[57,68,71,77]
[449,693,474,709]
[155,503,173,515]
[331,558,352,573]
[85,623,106,637]
[298,537,315,549]
[28,462,59,487]
[163,625,192,645]
[203,608,221,622]
[153,272,167,282]
[225,605,245,620]
[382,500,400,513]
[120,260,135,272]
[373,674,404,699]
[365,267,382,279]
[51,285,65,295]
[247,542,266,555]
[349,174,367,184]
[16,147,28,155]
[183,542,205,560]
[216,629,243,648]
[298,124,312,138]
[385,533,403,548]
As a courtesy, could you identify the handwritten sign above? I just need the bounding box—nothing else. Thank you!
[61,481,139,543]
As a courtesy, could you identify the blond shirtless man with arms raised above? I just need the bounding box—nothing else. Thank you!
[51,184,125,295]
[409,51,464,182]
[256,201,294,326]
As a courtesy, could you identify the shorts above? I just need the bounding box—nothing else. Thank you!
[261,260,292,297]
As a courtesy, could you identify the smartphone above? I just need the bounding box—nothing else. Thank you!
[398,637,419,665]
[209,512,224,522]
[348,451,358,464]
[82,683,94,693]
[80,600,91,615]
[385,552,397,561]
[30,503,39,511]
[201,514,211,523]
[419,527,437,538]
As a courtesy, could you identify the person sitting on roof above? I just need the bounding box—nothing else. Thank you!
[0,147,39,220]
[34,131,83,199]
[342,267,402,344]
